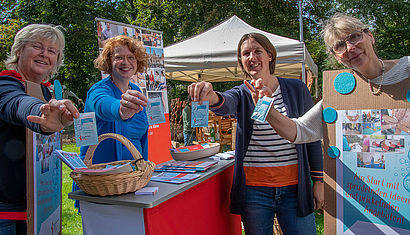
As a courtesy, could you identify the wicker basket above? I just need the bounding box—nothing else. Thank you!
[70,133,155,196]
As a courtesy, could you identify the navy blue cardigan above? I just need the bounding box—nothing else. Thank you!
[0,75,51,204]
[211,77,323,217]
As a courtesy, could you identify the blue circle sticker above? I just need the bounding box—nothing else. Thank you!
[323,107,337,123]
[406,90,410,103]
[328,146,340,158]
[334,72,356,94]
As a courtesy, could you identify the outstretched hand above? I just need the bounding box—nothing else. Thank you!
[244,78,273,105]
[119,90,148,120]
[27,99,80,133]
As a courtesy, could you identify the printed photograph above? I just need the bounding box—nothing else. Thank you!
[381,109,410,136]
[362,122,381,135]
[343,123,362,135]
[357,152,385,169]
[344,110,361,123]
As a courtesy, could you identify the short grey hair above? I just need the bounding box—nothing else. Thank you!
[5,24,66,81]
[322,13,369,53]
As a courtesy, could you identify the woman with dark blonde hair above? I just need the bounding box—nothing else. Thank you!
[253,13,409,144]
[188,32,323,234]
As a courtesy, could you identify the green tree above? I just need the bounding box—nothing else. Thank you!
[1,0,127,99]
[0,19,24,70]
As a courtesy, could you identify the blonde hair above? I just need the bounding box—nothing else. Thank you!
[5,24,65,81]
[237,33,277,79]
[322,13,369,53]
[94,35,148,74]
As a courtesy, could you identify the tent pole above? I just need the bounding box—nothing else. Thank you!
[299,0,306,84]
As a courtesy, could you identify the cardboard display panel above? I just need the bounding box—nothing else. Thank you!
[25,81,62,235]
[323,69,410,234]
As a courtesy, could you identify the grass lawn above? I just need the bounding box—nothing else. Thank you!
[61,144,82,235]
[61,144,324,234]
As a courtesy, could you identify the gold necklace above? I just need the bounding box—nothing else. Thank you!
[110,77,131,92]
[366,59,385,96]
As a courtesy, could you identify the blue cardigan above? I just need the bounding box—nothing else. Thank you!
[79,77,149,163]
[211,77,323,217]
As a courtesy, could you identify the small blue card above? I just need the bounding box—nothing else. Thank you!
[74,112,99,147]
[191,101,209,128]
[251,96,274,122]
[54,80,63,100]
[146,97,166,125]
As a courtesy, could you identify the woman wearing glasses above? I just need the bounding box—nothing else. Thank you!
[73,35,150,210]
[79,35,149,163]
[248,13,410,144]
[0,24,80,234]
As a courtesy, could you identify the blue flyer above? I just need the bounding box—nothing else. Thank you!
[191,101,209,128]
[74,112,99,147]
[146,97,166,125]
[251,96,274,122]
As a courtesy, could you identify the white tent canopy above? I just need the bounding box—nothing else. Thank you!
[164,15,317,82]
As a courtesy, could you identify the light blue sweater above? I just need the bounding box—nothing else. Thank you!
[79,77,149,163]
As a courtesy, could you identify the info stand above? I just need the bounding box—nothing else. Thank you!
[69,159,241,235]
[322,70,409,234]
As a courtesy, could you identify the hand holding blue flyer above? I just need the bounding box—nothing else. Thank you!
[191,101,209,127]
[146,97,166,125]
[74,112,99,147]
[251,96,274,122]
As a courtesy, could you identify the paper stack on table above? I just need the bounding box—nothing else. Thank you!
[154,160,217,173]
[151,173,201,184]
[135,187,159,195]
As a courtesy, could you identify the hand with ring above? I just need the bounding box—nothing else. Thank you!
[119,90,148,120]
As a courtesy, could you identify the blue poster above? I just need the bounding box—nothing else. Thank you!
[336,109,410,234]
[33,132,62,234]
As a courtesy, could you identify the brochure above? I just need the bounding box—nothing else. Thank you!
[54,150,87,170]
[73,162,137,175]
[135,186,159,195]
[151,172,201,184]
[191,101,209,127]
[170,143,210,153]
[155,160,217,173]
[214,151,235,160]
[251,96,274,122]
[74,112,99,147]
[146,97,166,125]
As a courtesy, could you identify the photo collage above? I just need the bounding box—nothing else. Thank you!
[342,109,409,170]
[35,132,61,174]
[96,20,168,114]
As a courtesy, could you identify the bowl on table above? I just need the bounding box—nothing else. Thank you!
[171,143,220,161]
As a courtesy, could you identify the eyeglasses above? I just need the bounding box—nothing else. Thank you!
[112,55,137,62]
[29,42,59,56]
[332,30,366,54]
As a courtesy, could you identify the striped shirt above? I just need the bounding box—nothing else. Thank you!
[244,86,298,187]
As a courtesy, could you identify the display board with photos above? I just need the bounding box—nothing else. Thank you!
[322,70,410,234]
[25,81,62,235]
